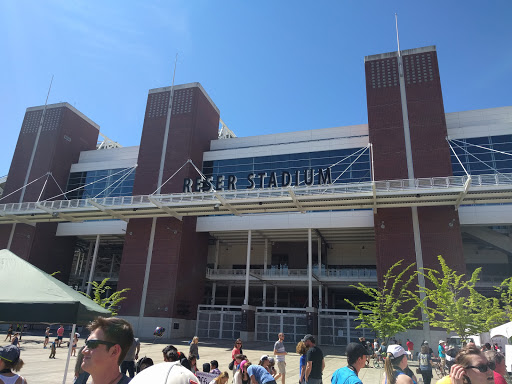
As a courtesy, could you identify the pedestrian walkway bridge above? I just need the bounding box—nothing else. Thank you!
[1,173,511,225]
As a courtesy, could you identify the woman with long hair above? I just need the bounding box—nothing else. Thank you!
[190,336,200,360]
[418,344,432,384]
[209,371,230,384]
[437,345,495,384]
[296,341,308,384]
[232,339,243,360]
[234,361,251,384]
[0,345,27,384]
[382,344,414,384]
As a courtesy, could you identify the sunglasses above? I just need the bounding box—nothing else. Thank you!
[85,339,117,349]
[465,363,492,373]
[236,342,242,345]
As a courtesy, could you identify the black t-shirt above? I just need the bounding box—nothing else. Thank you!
[306,346,323,379]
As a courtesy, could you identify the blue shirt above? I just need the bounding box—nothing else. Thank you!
[438,344,445,358]
[247,365,275,384]
[331,367,362,384]
[299,354,306,379]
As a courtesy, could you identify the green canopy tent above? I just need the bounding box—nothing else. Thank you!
[0,249,111,383]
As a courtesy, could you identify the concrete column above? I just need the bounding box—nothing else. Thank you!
[80,243,93,292]
[308,228,312,308]
[244,230,252,305]
[324,286,328,309]
[86,235,100,297]
[227,285,232,305]
[263,239,268,306]
[318,236,322,308]
[274,286,278,307]
[211,283,217,305]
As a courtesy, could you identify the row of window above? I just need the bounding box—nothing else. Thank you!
[64,135,511,198]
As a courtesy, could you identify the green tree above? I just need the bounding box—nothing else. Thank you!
[495,276,512,322]
[345,260,422,343]
[81,278,130,316]
[420,255,504,342]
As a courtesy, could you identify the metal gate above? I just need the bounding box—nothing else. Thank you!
[318,309,376,346]
[196,305,242,340]
[255,307,306,343]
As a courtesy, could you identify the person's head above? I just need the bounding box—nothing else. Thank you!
[346,342,369,372]
[302,334,316,348]
[189,354,197,366]
[268,357,275,368]
[234,354,245,364]
[483,350,506,376]
[278,333,284,341]
[455,346,494,384]
[381,341,386,346]
[421,344,429,354]
[192,336,199,344]
[54,338,59,342]
[130,361,200,384]
[46,327,50,330]
[162,345,179,362]
[203,362,211,372]
[0,345,24,372]
[210,360,219,369]
[234,339,242,349]
[384,344,408,384]
[259,355,269,367]
[407,339,410,342]
[296,341,308,355]
[215,371,230,384]
[82,317,134,375]
[240,361,251,377]
[439,340,446,346]
[484,343,491,351]
[138,357,154,373]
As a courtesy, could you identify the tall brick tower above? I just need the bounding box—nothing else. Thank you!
[117,83,220,335]
[0,103,99,280]
[365,46,465,335]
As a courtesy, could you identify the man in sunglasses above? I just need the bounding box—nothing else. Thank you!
[483,350,511,384]
[437,345,494,384]
[82,317,135,384]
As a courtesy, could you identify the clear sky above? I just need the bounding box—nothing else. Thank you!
[1,1,511,177]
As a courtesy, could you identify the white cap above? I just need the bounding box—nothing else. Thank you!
[130,362,200,384]
[387,344,407,358]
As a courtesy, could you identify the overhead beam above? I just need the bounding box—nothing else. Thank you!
[36,203,81,222]
[288,188,306,213]
[148,196,183,221]
[455,176,472,210]
[87,199,128,222]
[0,213,36,226]
[215,194,240,216]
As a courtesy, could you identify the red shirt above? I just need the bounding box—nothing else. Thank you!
[406,341,414,351]
[494,371,507,384]
[57,327,64,336]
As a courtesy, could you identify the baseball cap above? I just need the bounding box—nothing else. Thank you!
[260,354,269,361]
[346,342,369,360]
[302,334,316,343]
[130,362,200,384]
[439,340,446,344]
[387,344,407,358]
[0,345,20,363]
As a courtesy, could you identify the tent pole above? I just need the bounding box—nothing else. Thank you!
[63,323,76,384]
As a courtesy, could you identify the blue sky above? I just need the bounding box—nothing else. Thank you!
[1,1,511,177]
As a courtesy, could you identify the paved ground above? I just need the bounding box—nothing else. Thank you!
[6,335,440,383]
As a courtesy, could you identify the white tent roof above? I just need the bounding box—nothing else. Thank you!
[490,321,512,339]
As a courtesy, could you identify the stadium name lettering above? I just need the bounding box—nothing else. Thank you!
[183,168,332,193]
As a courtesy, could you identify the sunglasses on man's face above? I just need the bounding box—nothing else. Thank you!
[85,339,117,349]
[465,363,492,373]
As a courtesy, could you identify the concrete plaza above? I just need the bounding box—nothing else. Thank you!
[7,335,436,383]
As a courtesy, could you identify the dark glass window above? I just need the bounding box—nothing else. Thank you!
[66,168,136,199]
[202,147,371,191]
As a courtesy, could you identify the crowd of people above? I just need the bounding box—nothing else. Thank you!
[2,322,511,384]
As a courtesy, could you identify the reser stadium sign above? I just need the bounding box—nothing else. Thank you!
[183,168,333,193]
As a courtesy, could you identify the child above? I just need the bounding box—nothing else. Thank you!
[44,327,51,348]
[49,338,57,359]
[71,333,78,356]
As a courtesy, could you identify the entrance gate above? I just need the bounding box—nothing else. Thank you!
[255,307,306,343]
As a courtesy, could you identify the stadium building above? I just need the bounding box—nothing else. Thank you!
[1,45,511,345]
